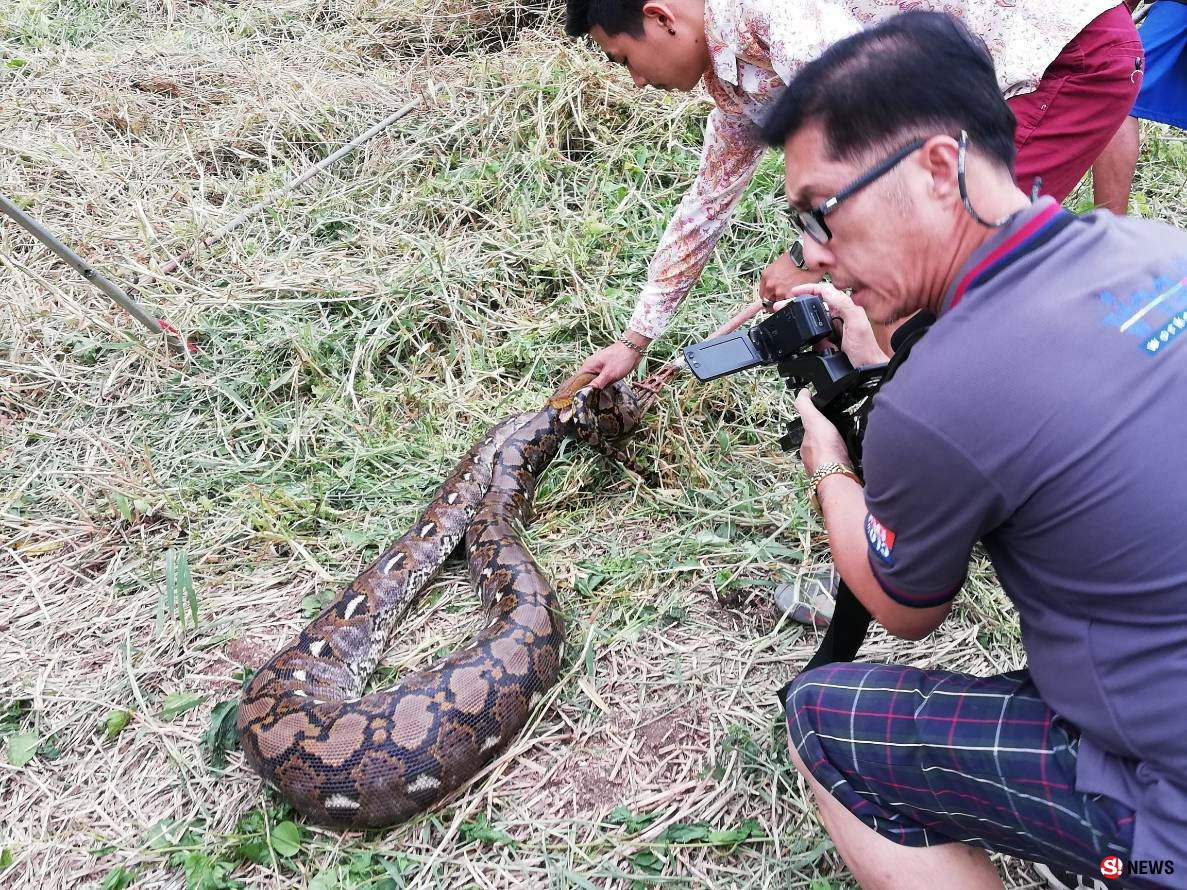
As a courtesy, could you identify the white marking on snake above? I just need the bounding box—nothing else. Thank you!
[325,794,361,811]
[463,472,472,481]
[446,492,459,504]
[481,567,492,579]
[419,522,436,537]
[481,735,501,753]
[407,774,441,794]
[380,552,404,574]
[309,640,325,657]
[293,670,307,682]
[293,689,308,698]
[343,596,366,620]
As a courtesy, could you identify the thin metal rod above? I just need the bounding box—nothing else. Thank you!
[0,191,169,338]
[157,96,423,276]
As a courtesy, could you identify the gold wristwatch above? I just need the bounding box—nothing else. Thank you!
[807,462,862,515]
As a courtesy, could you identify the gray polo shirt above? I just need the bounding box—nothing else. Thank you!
[861,197,1187,867]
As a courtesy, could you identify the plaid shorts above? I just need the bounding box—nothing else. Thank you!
[782,663,1159,886]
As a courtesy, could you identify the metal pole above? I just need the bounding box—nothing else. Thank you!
[157,96,423,276]
[2,97,423,352]
[0,192,188,350]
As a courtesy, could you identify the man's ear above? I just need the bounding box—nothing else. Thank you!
[641,0,677,29]
[919,136,960,202]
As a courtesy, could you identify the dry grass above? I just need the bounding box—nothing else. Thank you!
[2,2,1185,888]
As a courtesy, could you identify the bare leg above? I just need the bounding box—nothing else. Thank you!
[1093,116,1140,215]
[788,743,1005,890]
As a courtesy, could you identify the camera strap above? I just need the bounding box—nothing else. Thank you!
[781,313,934,702]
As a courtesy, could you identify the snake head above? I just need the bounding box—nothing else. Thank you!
[550,376,645,438]
[550,376,656,484]
[579,380,645,435]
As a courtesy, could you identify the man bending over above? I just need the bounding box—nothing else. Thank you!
[767,11,1187,888]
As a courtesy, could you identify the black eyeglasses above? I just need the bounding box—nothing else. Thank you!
[791,137,928,244]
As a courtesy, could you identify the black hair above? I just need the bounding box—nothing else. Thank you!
[565,0,646,38]
[760,11,1016,171]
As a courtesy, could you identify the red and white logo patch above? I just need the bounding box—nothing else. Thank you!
[865,513,897,566]
[1100,856,1125,878]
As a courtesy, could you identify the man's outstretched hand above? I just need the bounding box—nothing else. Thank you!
[579,337,650,388]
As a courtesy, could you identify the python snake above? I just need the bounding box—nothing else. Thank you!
[237,374,646,828]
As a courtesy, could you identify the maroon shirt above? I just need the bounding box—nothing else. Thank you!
[861,198,1187,867]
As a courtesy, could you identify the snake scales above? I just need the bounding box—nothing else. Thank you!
[237,373,646,828]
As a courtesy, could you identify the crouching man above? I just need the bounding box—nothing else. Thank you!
[765,12,1187,889]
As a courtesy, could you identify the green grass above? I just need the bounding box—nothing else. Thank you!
[1,1,1185,888]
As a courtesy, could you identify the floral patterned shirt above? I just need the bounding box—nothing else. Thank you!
[627,0,1119,340]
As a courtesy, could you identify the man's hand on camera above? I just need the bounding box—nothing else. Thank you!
[787,282,891,367]
[759,252,818,309]
[794,388,849,476]
[579,336,650,388]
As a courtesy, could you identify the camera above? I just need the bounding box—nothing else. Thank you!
[682,294,889,467]
[682,295,833,381]
[684,294,931,671]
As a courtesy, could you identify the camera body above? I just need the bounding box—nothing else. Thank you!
[683,294,927,672]
[683,294,888,469]
[682,296,833,381]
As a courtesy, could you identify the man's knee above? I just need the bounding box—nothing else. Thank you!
[786,735,811,780]
[783,662,932,779]
[782,663,860,772]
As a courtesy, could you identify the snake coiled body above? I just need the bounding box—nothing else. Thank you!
[237,376,644,828]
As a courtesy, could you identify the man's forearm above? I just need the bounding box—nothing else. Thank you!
[816,475,951,640]
[628,108,766,340]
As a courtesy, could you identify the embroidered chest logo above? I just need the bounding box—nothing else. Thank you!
[1097,259,1187,357]
[865,514,897,566]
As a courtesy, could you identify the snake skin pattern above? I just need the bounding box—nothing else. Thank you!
[236,374,645,828]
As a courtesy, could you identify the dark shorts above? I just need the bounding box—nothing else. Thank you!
[1132,1,1187,129]
[1008,3,1145,201]
[782,663,1162,889]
